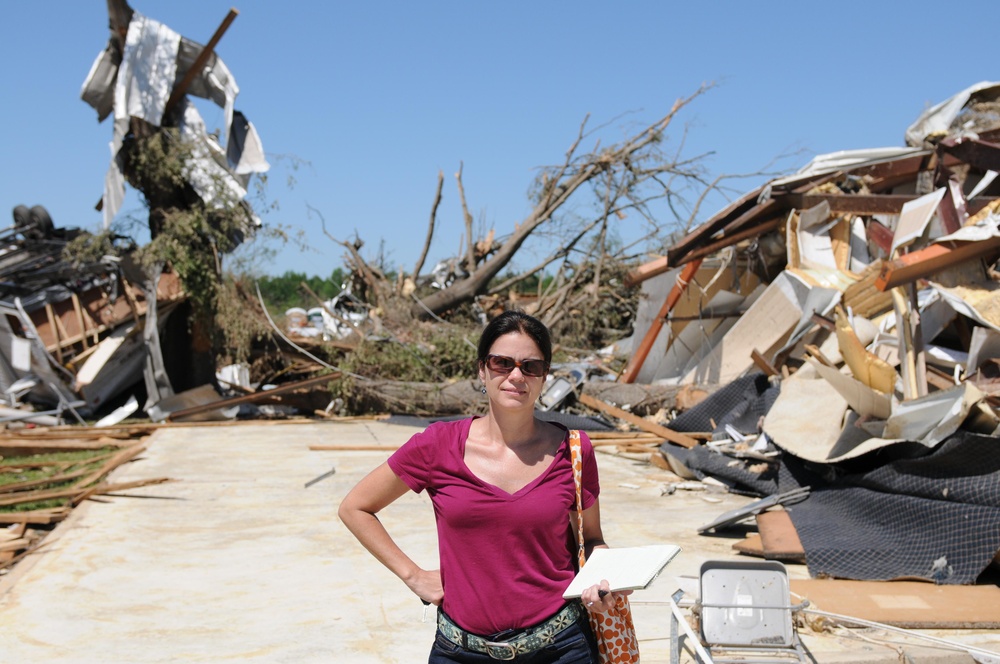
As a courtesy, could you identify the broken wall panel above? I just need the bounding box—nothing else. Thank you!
[27,271,184,356]
[681,272,834,386]
[631,260,761,384]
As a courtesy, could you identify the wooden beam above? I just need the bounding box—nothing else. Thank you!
[875,237,1000,291]
[619,259,702,383]
[577,393,699,449]
[0,508,71,525]
[163,8,239,118]
[676,216,785,265]
[750,349,779,377]
[624,256,669,287]
[166,372,341,422]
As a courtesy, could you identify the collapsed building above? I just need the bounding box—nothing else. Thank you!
[613,82,1000,603]
[0,1,269,426]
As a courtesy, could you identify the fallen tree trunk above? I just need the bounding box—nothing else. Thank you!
[580,381,711,418]
[350,379,487,416]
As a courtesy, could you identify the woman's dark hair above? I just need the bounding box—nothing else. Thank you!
[476,310,552,367]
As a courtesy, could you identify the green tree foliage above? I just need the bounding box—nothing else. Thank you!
[256,267,349,317]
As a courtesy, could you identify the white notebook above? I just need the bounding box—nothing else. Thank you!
[563,544,681,599]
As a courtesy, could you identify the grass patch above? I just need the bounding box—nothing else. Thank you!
[0,447,122,513]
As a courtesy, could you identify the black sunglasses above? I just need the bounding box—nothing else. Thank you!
[485,354,548,378]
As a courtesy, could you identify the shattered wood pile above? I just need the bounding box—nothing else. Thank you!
[0,424,170,574]
[597,82,1000,625]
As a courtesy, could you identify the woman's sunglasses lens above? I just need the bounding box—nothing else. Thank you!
[488,356,515,372]
[487,355,546,377]
[520,361,546,377]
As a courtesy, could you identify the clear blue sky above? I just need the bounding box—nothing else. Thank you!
[2,1,996,279]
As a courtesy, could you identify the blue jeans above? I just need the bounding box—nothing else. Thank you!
[428,612,598,663]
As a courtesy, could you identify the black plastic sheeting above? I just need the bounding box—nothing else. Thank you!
[779,431,1000,585]
[660,444,780,496]
[661,372,781,496]
[667,372,780,437]
[659,372,1000,584]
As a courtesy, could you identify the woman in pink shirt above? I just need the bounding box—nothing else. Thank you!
[339,310,617,662]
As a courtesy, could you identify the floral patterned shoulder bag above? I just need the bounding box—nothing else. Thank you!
[569,429,640,663]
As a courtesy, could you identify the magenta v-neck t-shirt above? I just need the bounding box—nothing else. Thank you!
[388,417,600,636]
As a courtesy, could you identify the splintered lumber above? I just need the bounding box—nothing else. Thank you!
[72,477,174,505]
[72,444,146,489]
[0,444,145,508]
[0,437,137,456]
[166,372,342,422]
[875,234,1000,291]
[577,393,698,448]
[0,507,72,525]
[750,349,779,376]
[163,9,239,116]
[581,382,693,418]
[349,379,484,417]
[0,486,90,507]
[843,260,894,318]
[589,437,663,448]
[0,448,125,494]
[0,539,55,571]
[0,465,98,494]
[0,538,30,553]
[587,431,663,440]
[834,304,896,394]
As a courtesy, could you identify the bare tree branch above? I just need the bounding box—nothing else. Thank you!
[413,170,444,281]
[455,162,476,273]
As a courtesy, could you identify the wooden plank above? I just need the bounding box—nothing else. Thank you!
[750,349,779,377]
[577,393,699,448]
[0,439,136,456]
[732,533,765,557]
[0,538,30,552]
[784,192,999,216]
[72,292,89,350]
[0,507,71,525]
[756,510,805,561]
[790,578,1000,629]
[587,431,661,440]
[0,485,86,507]
[72,477,174,505]
[875,236,1000,291]
[0,466,94,494]
[44,303,63,364]
[166,372,341,422]
[624,256,670,288]
[163,9,239,116]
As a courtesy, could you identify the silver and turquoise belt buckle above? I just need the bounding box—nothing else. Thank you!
[484,640,518,660]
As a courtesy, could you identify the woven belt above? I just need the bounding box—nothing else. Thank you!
[437,601,583,660]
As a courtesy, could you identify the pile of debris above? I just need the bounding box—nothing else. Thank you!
[610,82,1000,603]
[0,424,169,574]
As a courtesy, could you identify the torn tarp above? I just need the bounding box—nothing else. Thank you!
[81,10,268,227]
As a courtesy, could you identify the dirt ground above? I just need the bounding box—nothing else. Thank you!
[0,419,997,663]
